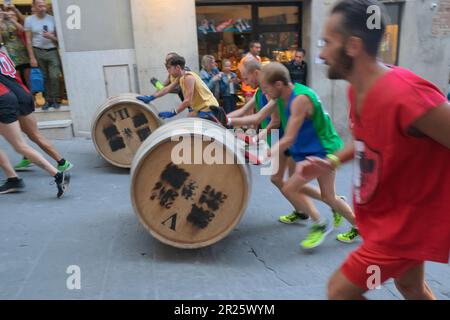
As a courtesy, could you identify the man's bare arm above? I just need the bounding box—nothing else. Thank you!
[227,96,256,118]
[411,102,450,149]
[175,75,194,114]
[229,100,277,127]
[153,79,180,99]
[270,95,309,155]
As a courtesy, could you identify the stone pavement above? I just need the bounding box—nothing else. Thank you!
[0,138,449,300]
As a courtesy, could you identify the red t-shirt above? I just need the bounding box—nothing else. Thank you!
[349,66,450,263]
[0,51,28,95]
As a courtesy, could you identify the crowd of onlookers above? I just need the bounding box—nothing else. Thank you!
[0,0,63,110]
[199,41,309,114]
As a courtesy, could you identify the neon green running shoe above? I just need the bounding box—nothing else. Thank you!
[14,158,32,171]
[279,211,309,224]
[300,220,332,250]
[57,160,74,172]
[331,196,347,228]
[336,227,359,244]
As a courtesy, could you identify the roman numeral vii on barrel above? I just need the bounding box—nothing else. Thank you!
[107,108,130,122]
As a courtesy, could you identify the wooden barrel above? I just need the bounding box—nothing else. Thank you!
[130,118,252,249]
[91,93,163,168]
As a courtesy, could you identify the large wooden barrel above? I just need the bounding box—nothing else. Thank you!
[91,93,163,168]
[130,118,252,249]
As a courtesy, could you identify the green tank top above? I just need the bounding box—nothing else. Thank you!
[254,88,272,146]
[277,83,343,156]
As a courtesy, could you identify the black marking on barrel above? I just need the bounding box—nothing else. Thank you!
[199,185,228,211]
[181,180,197,201]
[161,163,190,190]
[107,108,130,122]
[109,137,126,152]
[137,127,151,142]
[103,125,119,140]
[187,204,214,229]
[123,128,133,139]
[150,184,179,209]
[133,113,149,128]
[161,213,178,231]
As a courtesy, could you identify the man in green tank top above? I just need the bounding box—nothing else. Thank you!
[228,61,358,248]
[259,62,358,250]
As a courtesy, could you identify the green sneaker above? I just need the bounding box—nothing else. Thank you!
[336,227,359,243]
[331,196,347,228]
[14,158,32,171]
[300,220,332,250]
[279,211,309,224]
[57,160,74,172]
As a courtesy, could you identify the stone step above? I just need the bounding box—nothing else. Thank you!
[37,119,74,140]
[34,105,72,122]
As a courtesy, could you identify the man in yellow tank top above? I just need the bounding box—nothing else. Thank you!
[137,55,226,125]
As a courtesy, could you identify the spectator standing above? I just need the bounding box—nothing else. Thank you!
[238,41,261,102]
[25,0,62,110]
[286,49,308,85]
[0,9,30,87]
[200,55,221,100]
[219,59,239,114]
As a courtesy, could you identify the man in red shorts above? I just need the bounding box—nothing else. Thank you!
[300,0,450,299]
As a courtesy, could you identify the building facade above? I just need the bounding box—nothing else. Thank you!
[51,0,450,137]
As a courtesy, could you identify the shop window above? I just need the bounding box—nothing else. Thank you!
[196,3,302,68]
[258,6,299,25]
[380,3,402,65]
[197,5,252,70]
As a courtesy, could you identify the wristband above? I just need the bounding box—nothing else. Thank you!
[227,117,233,126]
[173,108,178,115]
[327,154,341,168]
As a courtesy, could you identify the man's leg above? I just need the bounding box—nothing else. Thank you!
[270,152,288,190]
[328,268,367,300]
[317,169,355,225]
[47,50,62,106]
[0,148,25,194]
[394,263,436,300]
[282,168,322,222]
[19,113,62,162]
[0,121,70,198]
[275,154,322,200]
[3,72,72,170]
[0,148,18,178]
[0,121,57,176]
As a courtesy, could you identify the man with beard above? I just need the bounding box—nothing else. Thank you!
[300,0,450,299]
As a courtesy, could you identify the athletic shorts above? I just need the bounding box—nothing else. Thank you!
[0,75,34,124]
[292,151,327,163]
[341,244,423,290]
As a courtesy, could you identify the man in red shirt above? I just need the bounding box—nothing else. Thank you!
[300,0,450,299]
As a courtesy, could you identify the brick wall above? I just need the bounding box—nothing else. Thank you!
[432,0,450,36]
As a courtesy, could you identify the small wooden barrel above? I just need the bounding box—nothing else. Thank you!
[91,93,162,168]
[131,118,252,249]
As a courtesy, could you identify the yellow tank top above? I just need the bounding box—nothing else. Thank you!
[179,71,219,112]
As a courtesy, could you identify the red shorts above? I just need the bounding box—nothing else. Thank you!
[341,244,423,290]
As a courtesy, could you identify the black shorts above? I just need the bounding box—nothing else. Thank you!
[0,75,34,124]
